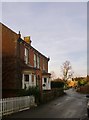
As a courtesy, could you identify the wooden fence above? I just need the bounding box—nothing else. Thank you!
[0,96,35,116]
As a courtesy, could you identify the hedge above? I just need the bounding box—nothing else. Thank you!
[51,81,64,89]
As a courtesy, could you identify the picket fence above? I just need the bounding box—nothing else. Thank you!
[0,96,35,116]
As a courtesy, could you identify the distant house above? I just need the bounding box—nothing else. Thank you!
[1,23,51,98]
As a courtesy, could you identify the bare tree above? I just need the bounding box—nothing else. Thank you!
[61,61,73,81]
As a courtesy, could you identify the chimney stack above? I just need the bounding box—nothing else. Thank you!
[18,31,21,38]
[24,36,32,45]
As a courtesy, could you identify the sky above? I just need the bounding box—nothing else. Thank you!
[1,1,87,78]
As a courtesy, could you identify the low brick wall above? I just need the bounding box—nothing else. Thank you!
[76,85,89,94]
[42,88,64,103]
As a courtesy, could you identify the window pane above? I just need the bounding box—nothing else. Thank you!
[24,48,29,64]
[44,78,47,83]
[32,75,34,82]
[34,54,36,67]
[34,54,36,61]
[37,56,40,68]
[24,75,29,82]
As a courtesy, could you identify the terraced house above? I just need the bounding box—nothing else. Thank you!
[1,23,51,98]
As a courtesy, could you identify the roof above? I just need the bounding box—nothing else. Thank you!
[1,22,50,61]
[0,22,18,36]
[42,70,51,76]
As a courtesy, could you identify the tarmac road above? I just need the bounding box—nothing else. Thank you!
[5,88,88,119]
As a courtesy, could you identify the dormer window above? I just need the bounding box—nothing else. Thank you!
[24,48,29,64]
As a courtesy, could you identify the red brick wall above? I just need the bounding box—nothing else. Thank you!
[29,47,34,66]
[2,24,18,57]
[2,24,20,97]
[43,57,48,72]
[19,42,48,73]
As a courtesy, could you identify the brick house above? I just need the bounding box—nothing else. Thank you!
[1,23,51,98]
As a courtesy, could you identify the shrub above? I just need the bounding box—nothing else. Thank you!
[78,79,87,87]
[18,86,41,104]
[18,86,40,99]
[51,81,64,89]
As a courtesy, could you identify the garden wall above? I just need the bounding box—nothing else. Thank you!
[42,88,64,103]
[76,85,89,94]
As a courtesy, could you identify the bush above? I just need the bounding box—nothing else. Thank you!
[51,81,64,89]
[18,86,41,104]
[18,86,40,96]
[64,83,70,90]
[78,79,87,87]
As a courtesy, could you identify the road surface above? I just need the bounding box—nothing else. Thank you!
[6,88,88,119]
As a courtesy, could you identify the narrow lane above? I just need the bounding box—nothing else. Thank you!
[7,88,87,119]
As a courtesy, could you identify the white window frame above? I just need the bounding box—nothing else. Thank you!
[42,77,51,90]
[22,74,36,89]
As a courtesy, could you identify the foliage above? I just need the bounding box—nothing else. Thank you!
[78,79,87,86]
[51,81,64,89]
[74,77,84,81]
[18,86,40,98]
[64,83,69,90]
[18,86,41,104]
